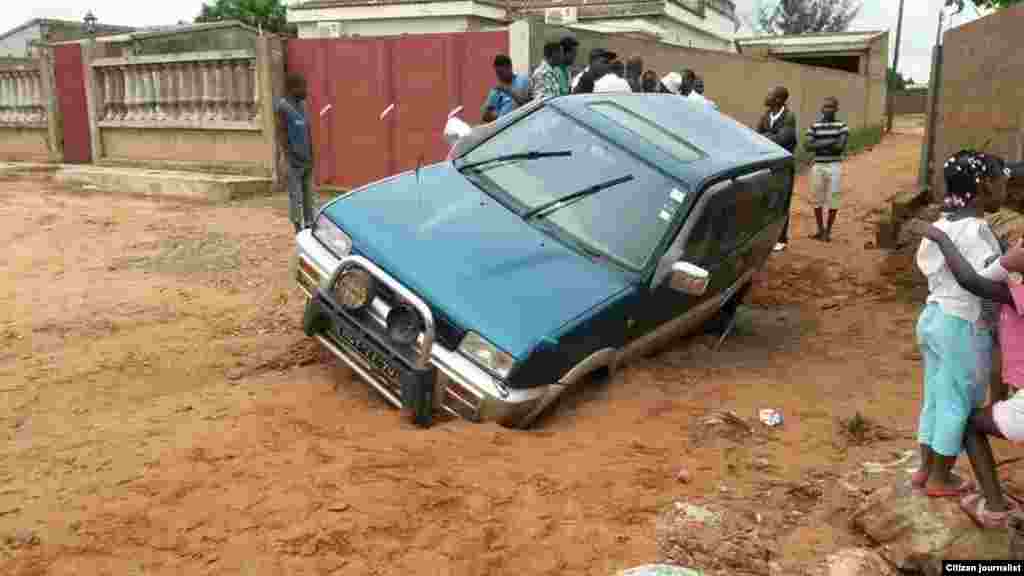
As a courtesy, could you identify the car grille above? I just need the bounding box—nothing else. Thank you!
[374,280,464,350]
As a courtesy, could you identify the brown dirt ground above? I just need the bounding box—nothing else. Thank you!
[2,123,1020,575]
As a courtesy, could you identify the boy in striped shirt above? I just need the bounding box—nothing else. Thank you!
[805,97,849,242]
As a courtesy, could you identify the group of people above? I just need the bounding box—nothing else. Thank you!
[907,150,1024,530]
[480,36,719,124]
[483,43,852,254]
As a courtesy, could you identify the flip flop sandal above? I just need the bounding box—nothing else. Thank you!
[960,493,1016,529]
[926,477,976,498]
[911,469,929,488]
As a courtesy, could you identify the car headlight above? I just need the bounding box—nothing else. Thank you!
[334,267,374,311]
[458,332,514,379]
[313,214,352,257]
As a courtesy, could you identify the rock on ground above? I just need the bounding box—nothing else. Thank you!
[820,548,895,576]
[656,500,776,576]
[618,565,703,576]
[851,478,1012,575]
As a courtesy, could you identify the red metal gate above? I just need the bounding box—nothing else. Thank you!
[287,31,509,190]
[54,44,92,164]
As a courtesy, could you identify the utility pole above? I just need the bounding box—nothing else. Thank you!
[886,0,906,134]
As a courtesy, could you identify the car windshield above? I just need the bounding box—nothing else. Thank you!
[458,106,696,271]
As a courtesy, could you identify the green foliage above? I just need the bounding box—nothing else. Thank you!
[946,0,1023,12]
[195,0,296,35]
[756,0,862,34]
[888,68,911,91]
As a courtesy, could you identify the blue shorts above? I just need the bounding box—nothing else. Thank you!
[917,303,992,456]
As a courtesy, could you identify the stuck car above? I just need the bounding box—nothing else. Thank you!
[296,94,794,429]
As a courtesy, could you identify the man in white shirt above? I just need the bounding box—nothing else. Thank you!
[572,49,615,92]
[660,72,682,95]
[594,60,633,93]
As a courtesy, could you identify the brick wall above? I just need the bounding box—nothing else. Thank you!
[932,4,1024,201]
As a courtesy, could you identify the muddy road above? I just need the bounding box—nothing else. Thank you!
[2,127,1003,575]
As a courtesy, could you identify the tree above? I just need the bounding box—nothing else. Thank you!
[888,68,909,90]
[195,0,296,35]
[945,0,1022,11]
[756,0,862,35]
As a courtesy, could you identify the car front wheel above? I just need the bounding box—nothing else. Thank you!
[704,281,751,335]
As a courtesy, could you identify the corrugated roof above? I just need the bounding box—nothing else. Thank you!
[0,18,135,42]
[51,20,263,45]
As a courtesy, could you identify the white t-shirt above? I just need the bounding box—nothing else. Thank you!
[688,91,719,110]
[917,215,1003,324]
[593,74,633,93]
[571,68,588,91]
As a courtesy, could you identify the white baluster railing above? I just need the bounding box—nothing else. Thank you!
[0,65,47,126]
[92,50,259,130]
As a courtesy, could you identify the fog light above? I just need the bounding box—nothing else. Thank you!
[386,304,422,346]
[334,268,374,311]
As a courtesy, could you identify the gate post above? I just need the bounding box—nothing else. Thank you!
[920,45,943,201]
[38,47,62,162]
[81,40,102,164]
[257,36,286,191]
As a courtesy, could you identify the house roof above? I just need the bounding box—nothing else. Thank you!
[290,0,510,10]
[0,18,135,42]
[735,30,886,55]
[51,20,263,45]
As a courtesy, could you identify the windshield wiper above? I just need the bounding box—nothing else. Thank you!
[458,150,572,172]
[523,175,635,221]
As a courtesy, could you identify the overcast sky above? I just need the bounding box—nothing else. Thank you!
[2,0,986,83]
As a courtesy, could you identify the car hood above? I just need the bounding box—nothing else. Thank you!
[322,163,632,359]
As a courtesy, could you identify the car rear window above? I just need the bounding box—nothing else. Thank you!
[587,102,705,164]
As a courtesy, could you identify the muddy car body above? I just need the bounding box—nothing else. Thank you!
[296,94,794,429]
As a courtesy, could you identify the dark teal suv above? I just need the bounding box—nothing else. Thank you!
[295,94,794,429]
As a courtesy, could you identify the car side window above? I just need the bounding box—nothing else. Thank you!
[682,184,739,267]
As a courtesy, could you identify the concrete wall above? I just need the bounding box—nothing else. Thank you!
[525,21,886,140]
[295,16,502,38]
[0,126,50,161]
[83,37,283,180]
[932,4,1024,201]
[892,89,927,116]
[663,0,735,48]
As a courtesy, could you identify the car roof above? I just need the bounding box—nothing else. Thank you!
[549,93,791,189]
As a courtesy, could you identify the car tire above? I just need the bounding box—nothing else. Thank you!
[703,281,751,335]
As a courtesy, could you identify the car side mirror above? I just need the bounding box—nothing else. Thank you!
[444,106,472,146]
[667,261,709,296]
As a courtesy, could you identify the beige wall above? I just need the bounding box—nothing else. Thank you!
[892,89,927,116]
[529,22,886,140]
[0,127,50,161]
[932,4,1024,201]
[99,128,268,173]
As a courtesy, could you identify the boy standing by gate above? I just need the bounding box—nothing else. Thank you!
[276,74,315,233]
[804,97,850,242]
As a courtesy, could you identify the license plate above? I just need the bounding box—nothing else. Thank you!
[335,321,401,384]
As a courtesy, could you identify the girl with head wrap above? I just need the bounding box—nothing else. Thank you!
[907,151,1024,527]
[912,149,1006,499]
